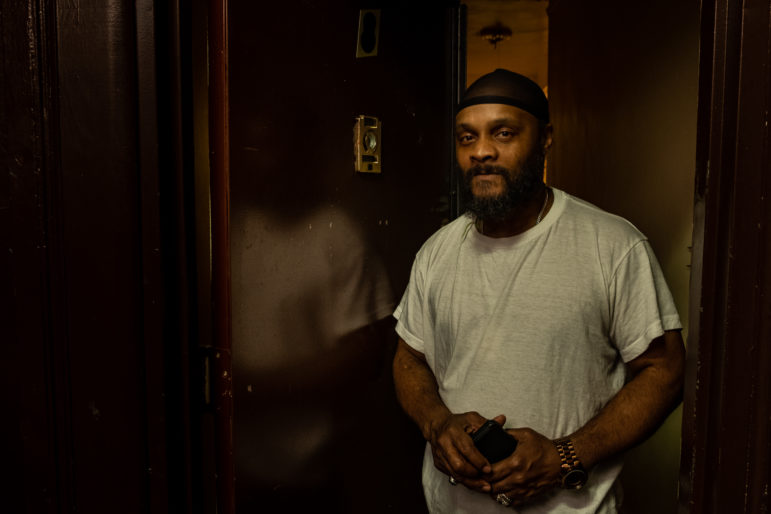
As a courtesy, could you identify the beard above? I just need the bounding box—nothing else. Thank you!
[461,150,545,222]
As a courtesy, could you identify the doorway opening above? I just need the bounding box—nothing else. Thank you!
[463,0,549,179]
[462,1,699,513]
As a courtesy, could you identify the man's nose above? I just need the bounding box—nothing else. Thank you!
[471,137,496,163]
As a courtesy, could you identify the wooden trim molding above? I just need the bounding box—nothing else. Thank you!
[680,0,771,511]
[208,0,234,512]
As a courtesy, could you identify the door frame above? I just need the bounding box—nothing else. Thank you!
[678,0,771,512]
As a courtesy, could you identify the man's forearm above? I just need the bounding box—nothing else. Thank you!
[393,338,503,487]
[392,338,451,440]
[484,331,684,501]
[567,330,685,469]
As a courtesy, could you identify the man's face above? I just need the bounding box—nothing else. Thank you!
[455,103,551,220]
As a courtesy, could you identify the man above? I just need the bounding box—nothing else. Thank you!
[392,69,685,513]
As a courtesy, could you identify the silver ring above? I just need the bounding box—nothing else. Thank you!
[496,493,512,507]
[448,476,458,486]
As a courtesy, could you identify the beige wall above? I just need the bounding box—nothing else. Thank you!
[548,1,699,511]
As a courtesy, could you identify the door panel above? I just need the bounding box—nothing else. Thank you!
[228,1,456,512]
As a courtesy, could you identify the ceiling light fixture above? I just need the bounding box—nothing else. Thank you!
[479,22,512,48]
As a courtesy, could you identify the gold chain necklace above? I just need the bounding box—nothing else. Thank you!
[536,187,550,224]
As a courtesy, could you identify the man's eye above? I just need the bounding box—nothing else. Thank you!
[496,130,515,139]
[458,134,475,144]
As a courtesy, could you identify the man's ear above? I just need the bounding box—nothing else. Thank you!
[541,123,554,154]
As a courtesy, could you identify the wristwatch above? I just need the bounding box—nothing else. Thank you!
[553,438,588,490]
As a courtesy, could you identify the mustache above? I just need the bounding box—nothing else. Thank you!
[467,164,512,176]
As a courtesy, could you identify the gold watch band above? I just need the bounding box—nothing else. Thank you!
[553,437,588,489]
[554,438,582,471]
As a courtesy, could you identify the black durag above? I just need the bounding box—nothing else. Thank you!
[457,69,549,122]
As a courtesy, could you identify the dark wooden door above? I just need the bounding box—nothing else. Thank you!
[2,1,196,512]
[223,2,460,512]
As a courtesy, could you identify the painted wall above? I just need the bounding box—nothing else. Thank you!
[548,1,699,512]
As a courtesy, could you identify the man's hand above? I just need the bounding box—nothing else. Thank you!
[486,427,562,506]
[394,338,563,500]
[428,413,507,492]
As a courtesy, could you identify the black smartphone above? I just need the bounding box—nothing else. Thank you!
[471,420,518,463]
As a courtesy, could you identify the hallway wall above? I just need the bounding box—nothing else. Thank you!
[547,1,700,512]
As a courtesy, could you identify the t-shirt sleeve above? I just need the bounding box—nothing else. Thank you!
[393,255,427,354]
[608,240,682,362]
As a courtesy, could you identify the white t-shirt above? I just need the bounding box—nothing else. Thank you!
[394,188,681,514]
